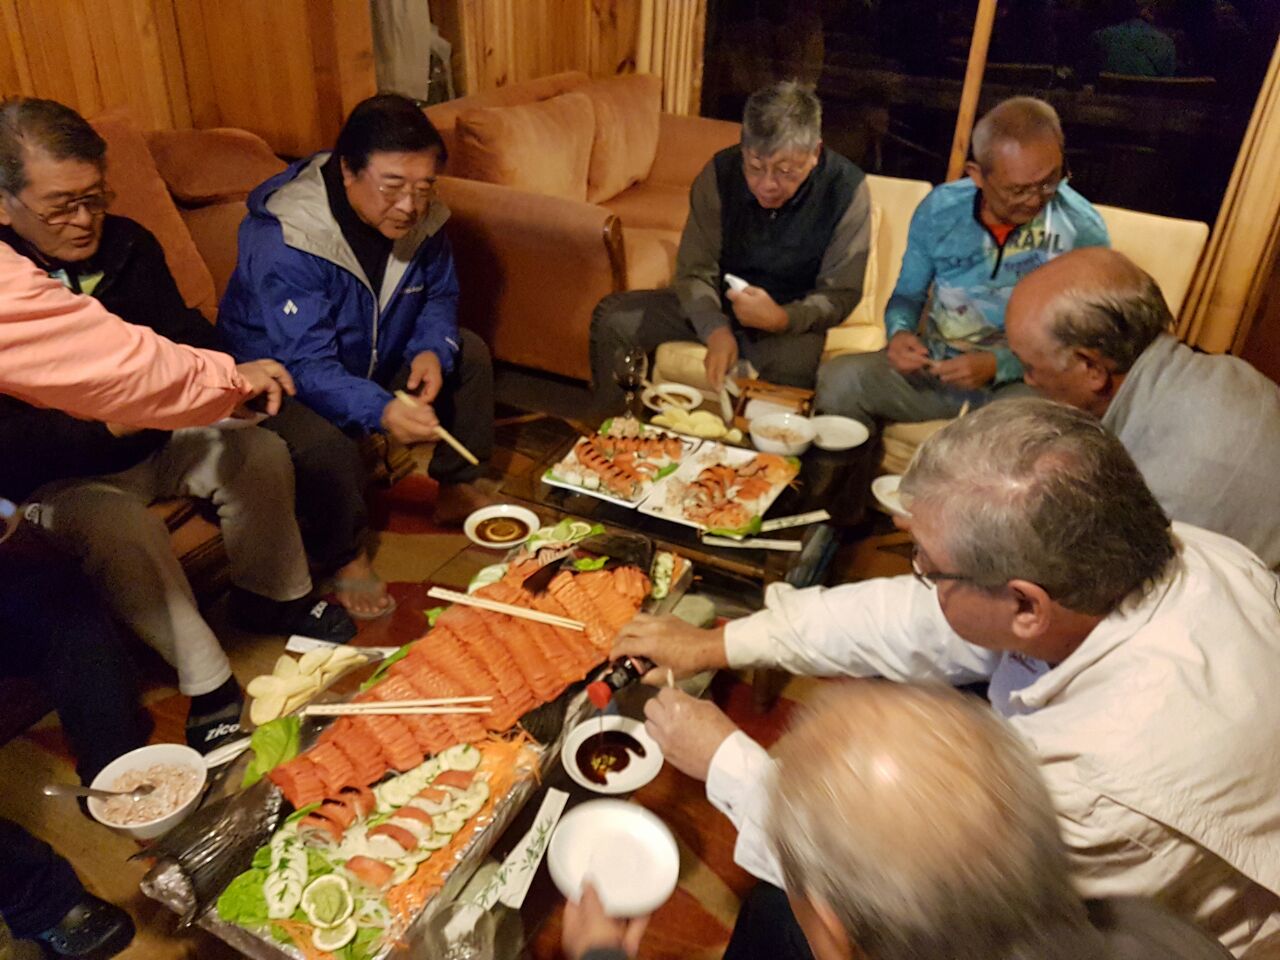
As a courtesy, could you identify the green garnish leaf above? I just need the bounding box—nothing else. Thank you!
[242,716,301,788]
[216,869,269,925]
[284,802,320,824]
[425,606,445,627]
[572,555,609,571]
[359,642,413,692]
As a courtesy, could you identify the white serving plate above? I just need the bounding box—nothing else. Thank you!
[810,415,870,451]
[871,474,909,518]
[637,443,797,538]
[560,715,664,795]
[548,800,679,917]
[463,504,540,549]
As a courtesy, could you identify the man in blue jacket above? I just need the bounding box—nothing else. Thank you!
[219,94,494,525]
[816,97,1110,428]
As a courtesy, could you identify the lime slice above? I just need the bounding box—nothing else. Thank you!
[301,874,354,929]
[311,917,358,951]
[568,521,594,541]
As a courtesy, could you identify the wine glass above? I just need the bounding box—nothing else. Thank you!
[612,347,649,417]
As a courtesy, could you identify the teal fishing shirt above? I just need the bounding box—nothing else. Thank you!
[884,178,1109,383]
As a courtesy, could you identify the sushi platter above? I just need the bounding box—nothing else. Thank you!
[543,417,697,507]
[637,444,800,538]
[142,545,688,960]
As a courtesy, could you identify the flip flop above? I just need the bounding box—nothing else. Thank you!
[333,577,398,621]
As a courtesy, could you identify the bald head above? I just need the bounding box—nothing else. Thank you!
[768,682,1086,960]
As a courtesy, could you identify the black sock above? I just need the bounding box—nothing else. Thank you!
[190,675,241,718]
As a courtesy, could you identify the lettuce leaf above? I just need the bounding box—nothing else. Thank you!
[359,642,413,692]
[216,869,268,926]
[335,925,382,960]
[572,555,609,571]
[242,716,301,788]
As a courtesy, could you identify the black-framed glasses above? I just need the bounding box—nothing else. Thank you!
[910,545,980,590]
[6,189,115,227]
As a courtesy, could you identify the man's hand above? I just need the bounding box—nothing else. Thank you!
[703,327,739,391]
[235,359,296,415]
[643,687,739,781]
[930,351,997,390]
[611,614,727,683]
[407,350,444,403]
[727,286,788,333]
[886,331,932,375]
[562,884,649,960]
[381,395,440,444]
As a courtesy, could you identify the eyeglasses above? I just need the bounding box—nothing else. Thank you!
[910,545,981,590]
[6,189,115,227]
[741,151,814,186]
[992,172,1069,205]
[374,180,436,206]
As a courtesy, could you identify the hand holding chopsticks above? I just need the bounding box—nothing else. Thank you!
[394,390,479,465]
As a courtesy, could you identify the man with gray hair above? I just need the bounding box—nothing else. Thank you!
[616,398,1280,956]
[1005,246,1280,567]
[817,97,1108,428]
[590,80,870,409]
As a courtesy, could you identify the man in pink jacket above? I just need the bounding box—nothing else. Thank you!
[0,245,296,960]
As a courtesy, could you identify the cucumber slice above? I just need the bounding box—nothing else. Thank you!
[390,860,419,886]
[451,781,490,819]
[409,794,451,815]
[279,847,308,885]
[417,830,450,851]
[432,810,466,835]
[439,744,481,772]
[300,874,354,929]
[311,917,358,952]
[264,875,303,920]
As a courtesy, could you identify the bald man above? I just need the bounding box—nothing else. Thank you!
[816,97,1108,430]
[1005,247,1280,567]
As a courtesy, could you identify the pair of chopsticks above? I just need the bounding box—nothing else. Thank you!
[426,586,585,632]
[305,696,491,717]
[394,390,480,466]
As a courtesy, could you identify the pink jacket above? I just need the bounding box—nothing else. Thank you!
[0,243,249,427]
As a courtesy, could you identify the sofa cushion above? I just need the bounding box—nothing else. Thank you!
[90,111,218,319]
[146,128,285,206]
[623,227,679,291]
[823,202,885,358]
[181,201,249,302]
[453,92,596,201]
[426,71,591,160]
[585,74,662,203]
[603,180,690,234]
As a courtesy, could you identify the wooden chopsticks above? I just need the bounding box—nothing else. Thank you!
[426,586,585,632]
[394,390,480,465]
[305,696,491,717]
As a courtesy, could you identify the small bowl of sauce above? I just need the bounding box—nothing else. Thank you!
[561,715,663,794]
[464,504,540,550]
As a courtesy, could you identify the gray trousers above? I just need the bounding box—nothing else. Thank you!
[816,350,1033,428]
[590,289,825,414]
[30,426,312,696]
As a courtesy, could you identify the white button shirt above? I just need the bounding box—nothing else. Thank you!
[706,524,1280,957]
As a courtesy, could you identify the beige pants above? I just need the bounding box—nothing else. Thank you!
[30,426,312,696]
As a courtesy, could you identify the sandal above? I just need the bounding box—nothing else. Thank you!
[333,577,397,621]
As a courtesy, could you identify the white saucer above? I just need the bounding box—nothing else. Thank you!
[561,715,663,795]
[809,415,870,451]
[548,799,679,917]
[463,504,540,549]
[871,474,909,518]
[641,382,702,413]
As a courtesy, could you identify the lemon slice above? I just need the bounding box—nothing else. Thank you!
[301,874,354,929]
[568,521,594,540]
[311,916,358,951]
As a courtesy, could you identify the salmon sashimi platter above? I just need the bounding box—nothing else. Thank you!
[543,416,697,507]
[150,562,655,960]
[638,443,800,537]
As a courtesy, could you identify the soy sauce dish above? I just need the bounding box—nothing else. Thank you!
[463,504,540,549]
[562,715,664,794]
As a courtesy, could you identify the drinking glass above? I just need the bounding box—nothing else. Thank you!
[418,902,495,960]
[613,347,649,417]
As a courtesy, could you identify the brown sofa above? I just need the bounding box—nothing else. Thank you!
[425,71,741,381]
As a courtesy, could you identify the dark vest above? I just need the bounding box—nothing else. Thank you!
[714,145,863,310]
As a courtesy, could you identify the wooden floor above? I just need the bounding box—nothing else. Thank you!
[0,464,910,959]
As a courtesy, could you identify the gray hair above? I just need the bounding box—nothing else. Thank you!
[769,683,1089,960]
[971,97,1063,170]
[1043,259,1173,374]
[741,80,822,157]
[0,98,106,195]
[900,397,1173,615]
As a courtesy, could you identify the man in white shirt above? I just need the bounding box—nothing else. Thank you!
[1003,247,1280,568]
[615,398,1280,957]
